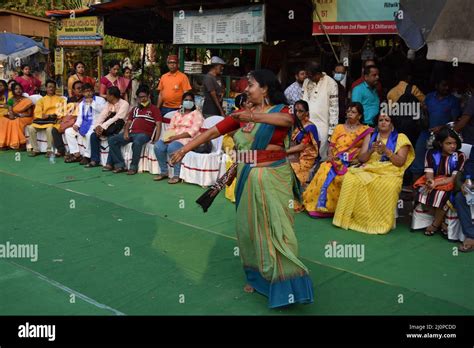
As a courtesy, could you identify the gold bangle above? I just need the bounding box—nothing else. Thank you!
[387,150,394,159]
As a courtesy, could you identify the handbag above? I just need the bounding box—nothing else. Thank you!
[33,115,57,125]
[102,119,125,136]
[58,115,77,133]
[193,141,213,154]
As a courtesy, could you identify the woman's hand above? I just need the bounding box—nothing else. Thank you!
[170,148,187,164]
[425,178,436,192]
[376,141,386,154]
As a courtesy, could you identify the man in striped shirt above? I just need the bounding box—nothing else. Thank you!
[107,85,162,175]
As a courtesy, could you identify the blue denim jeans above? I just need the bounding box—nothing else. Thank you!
[90,132,111,164]
[108,132,151,170]
[160,107,179,117]
[154,140,184,177]
[454,191,474,239]
[411,130,430,176]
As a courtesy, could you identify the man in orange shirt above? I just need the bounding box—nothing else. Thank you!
[156,55,192,116]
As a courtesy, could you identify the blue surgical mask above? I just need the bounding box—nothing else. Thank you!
[333,73,345,82]
[183,100,194,110]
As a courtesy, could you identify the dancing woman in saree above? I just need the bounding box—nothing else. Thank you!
[303,102,372,217]
[171,70,314,308]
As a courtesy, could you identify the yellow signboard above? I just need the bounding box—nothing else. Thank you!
[54,47,64,74]
[56,16,104,46]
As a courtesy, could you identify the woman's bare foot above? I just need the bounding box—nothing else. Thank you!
[243,284,254,293]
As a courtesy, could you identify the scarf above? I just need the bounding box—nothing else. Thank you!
[79,97,95,136]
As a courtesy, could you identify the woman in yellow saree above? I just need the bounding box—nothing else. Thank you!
[333,113,415,234]
[303,102,372,217]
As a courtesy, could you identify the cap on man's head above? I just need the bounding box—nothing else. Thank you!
[210,56,225,65]
[167,55,178,63]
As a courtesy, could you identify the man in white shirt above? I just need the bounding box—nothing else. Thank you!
[64,83,106,165]
[85,86,130,168]
[284,66,306,106]
[302,61,339,160]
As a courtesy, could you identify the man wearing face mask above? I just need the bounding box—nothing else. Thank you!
[333,63,348,124]
[106,85,162,175]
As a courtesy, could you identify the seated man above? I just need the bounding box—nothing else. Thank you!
[52,80,84,157]
[85,86,130,168]
[64,83,106,165]
[454,148,474,252]
[107,85,162,175]
[26,80,65,157]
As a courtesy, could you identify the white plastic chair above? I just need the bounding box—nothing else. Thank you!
[122,110,175,174]
[179,115,225,186]
[410,143,473,241]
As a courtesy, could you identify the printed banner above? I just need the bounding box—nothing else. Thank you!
[173,5,265,44]
[313,0,399,35]
[56,16,104,46]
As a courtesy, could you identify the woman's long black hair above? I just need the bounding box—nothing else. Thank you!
[248,69,305,132]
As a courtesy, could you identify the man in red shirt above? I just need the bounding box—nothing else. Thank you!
[351,59,384,101]
[107,85,162,175]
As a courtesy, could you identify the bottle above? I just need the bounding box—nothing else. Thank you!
[49,152,56,164]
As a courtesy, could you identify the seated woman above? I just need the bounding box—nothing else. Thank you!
[0,82,34,150]
[153,92,204,184]
[333,113,415,234]
[0,80,8,118]
[414,127,466,236]
[303,102,372,218]
[286,100,320,189]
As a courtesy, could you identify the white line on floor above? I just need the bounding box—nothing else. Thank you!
[9,261,126,316]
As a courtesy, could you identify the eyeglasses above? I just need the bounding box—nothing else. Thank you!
[138,95,148,99]
[168,61,178,64]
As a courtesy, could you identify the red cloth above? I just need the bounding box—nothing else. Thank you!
[128,104,162,137]
[351,77,384,100]
[215,106,292,146]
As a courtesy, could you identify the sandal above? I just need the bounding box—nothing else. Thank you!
[102,164,113,172]
[424,224,439,236]
[112,167,126,173]
[440,222,449,238]
[79,157,90,165]
[458,243,474,253]
[65,155,82,163]
[168,176,182,184]
[127,169,138,175]
[85,161,100,168]
[28,151,41,157]
[153,174,168,181]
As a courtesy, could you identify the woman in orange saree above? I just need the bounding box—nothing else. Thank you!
[0,83,34,150]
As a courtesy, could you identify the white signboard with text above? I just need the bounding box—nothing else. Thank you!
[173,5,265,44]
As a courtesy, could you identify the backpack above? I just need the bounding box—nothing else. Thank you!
[396,84,428,129]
